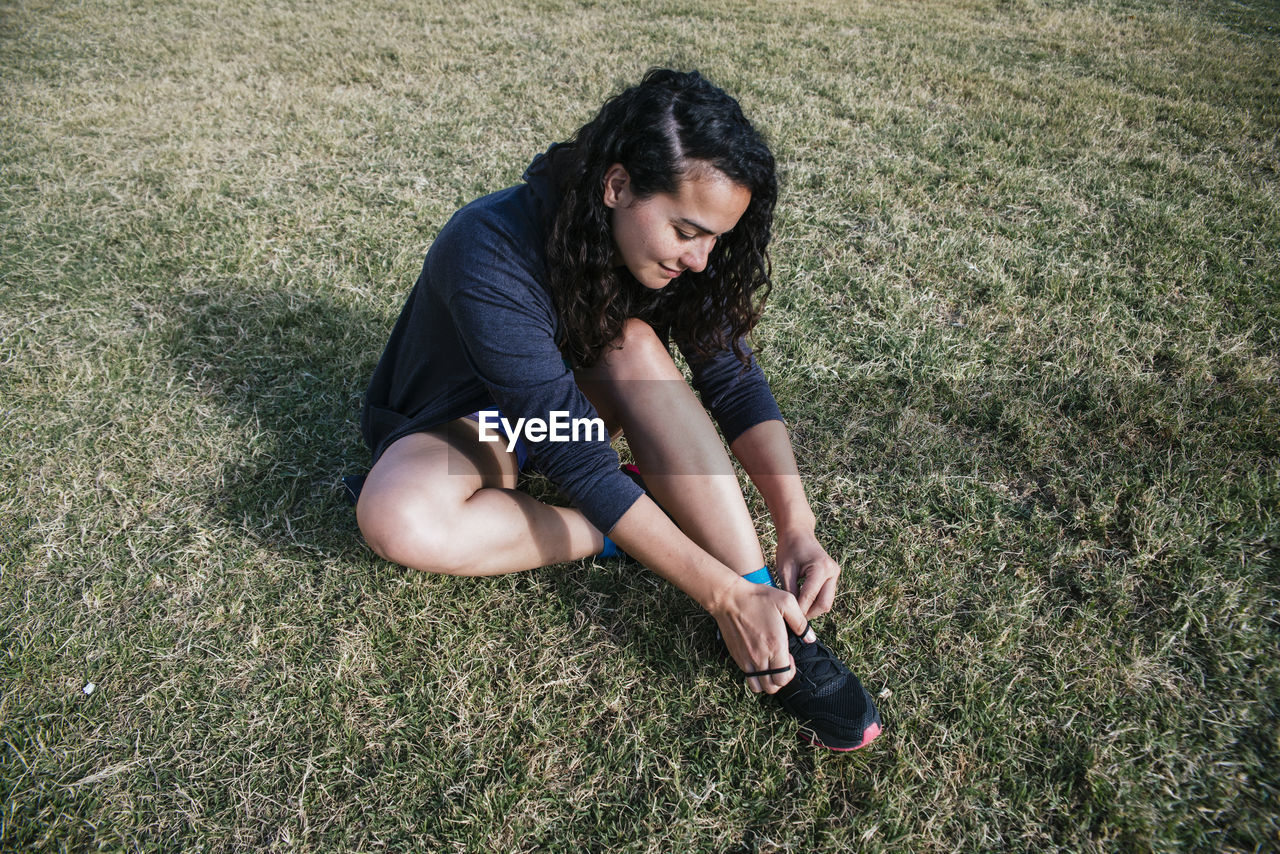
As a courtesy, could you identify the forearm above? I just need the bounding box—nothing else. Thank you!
[728,419,816,535]
[607,492,812,694]
[607,496,742,613]
[731,420,841,616]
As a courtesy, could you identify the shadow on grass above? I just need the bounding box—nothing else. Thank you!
[162,282,382,560]
[158,280,727,684]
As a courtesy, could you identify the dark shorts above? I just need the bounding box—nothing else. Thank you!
[464,409,532,471]
[346,409,530,507]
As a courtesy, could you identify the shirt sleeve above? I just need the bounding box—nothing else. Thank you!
[676,334,784,445]
[444,275,644,535]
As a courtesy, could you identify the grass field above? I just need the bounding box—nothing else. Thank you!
[2,0,1278,850]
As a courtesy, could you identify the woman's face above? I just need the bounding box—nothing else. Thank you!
[603,163,752,291]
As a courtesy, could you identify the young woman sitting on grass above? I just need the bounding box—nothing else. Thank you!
[354,68,880,751]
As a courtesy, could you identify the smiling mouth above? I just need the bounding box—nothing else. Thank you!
[659,264,683,277]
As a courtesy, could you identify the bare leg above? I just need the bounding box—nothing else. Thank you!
[575,318,767,576]
[358,319,766,577]
[356,418,606,575]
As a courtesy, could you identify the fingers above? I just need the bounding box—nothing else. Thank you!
[778,564,801,598]
[803,576,837,619]
[744,653,794,694]
[762,655,796,694]
[721,582,812,695]
[795,578,816,616]
[781,592,814,642]
[776,533,842,616]
[794,560,840,618]
[741,594,800,694]
[796,574,830,618]
[742,603,807,696]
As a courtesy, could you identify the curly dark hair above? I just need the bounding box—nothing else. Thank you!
[546,68,777,368]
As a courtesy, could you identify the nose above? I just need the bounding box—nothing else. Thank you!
[680,237,714,273]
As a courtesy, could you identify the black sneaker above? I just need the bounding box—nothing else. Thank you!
[773,627,882,751]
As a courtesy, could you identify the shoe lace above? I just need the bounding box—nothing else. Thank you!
[790,634,846,689]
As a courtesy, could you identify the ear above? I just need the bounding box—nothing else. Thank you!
[602,163,632,209]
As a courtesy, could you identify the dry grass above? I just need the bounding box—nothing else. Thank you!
[3,0,1278,851]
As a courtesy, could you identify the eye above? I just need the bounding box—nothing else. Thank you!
[675,228,697,241]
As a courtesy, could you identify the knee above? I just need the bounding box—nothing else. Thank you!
[603,318,681,380]
[357,492,469,574]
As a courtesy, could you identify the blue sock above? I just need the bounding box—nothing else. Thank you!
[599,535,622,558]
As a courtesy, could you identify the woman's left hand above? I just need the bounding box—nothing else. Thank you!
[775,528,840,619]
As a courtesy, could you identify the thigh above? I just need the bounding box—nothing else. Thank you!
[357,417,521,523]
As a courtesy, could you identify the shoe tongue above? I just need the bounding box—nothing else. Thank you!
[790,634,846,688]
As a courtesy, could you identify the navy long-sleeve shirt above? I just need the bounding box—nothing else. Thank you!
[361,147,783,534]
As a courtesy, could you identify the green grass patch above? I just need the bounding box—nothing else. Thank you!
[3,0,1278,850]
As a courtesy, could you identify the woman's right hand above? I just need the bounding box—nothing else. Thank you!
[710,578,815,694]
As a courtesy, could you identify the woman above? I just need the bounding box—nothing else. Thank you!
[355,69,880,751]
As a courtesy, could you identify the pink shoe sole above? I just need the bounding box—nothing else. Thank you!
[799,721,882,752]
